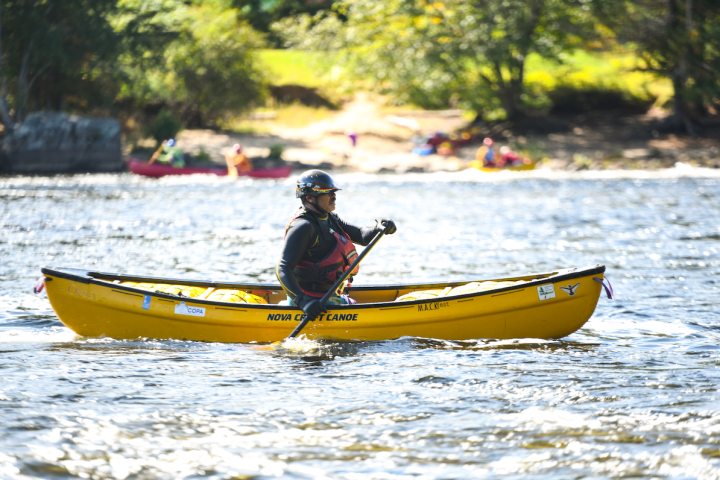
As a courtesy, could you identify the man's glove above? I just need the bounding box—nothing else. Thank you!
[380,218,397,235]
[295,294,327,320]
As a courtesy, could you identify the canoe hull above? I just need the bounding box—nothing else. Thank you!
[469,160,536,172]
[126,158,293,179]
[42,266,606,343]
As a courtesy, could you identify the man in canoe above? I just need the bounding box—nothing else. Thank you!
[276,170,397,320]
[149,139,186,168]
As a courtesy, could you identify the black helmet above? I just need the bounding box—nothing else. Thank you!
[295,170,341,198]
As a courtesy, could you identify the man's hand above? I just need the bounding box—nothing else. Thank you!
[380,218,397,234]
[295,294,327,320]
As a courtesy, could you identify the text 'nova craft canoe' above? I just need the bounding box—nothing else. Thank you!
[40,265,609,343]
[126,158,293,179]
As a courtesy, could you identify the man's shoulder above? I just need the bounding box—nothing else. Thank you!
[287,215,315,233]
[329,212,345,224]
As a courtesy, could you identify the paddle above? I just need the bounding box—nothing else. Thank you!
[286,225,387,339]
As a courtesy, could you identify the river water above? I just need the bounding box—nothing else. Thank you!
[1,166,719,479]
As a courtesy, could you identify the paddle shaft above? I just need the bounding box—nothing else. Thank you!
[287,226,386,339]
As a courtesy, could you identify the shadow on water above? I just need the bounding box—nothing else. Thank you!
[1,315,63,328]
[46,336,221,356]
[411,337,602,353]
[269,338,379,363]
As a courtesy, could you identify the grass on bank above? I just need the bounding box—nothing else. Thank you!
[524,49,673,108]
[258,49,338,88]
[257,47,671,108]
[222,103,336,132]
[216,50,341,132]
[231,48,673,133]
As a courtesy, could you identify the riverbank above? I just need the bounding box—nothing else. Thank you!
[162,93,720,173]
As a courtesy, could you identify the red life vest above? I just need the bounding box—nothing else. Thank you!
[285,207,360,297]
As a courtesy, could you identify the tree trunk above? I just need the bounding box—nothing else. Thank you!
[493,61,521,120]
[667,0,696,135]
[0,4,14,131]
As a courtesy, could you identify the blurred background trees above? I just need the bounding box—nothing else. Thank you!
[0,0,717,135]
[0,0,119,131]
[276,0,719,130]
[593,0,720,133]
[0,0,267,133]
[113,0,266,128]
[276,0,594,120]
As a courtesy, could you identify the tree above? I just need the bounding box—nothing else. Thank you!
[594,0,720,133]
[0,0,268,130]
[275,0,593,119]
[0,0,119,131]
[114,0,267,127]
[166,4,266,126]
[232,0,335,46]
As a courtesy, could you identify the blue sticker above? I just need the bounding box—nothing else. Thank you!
[142,295,151,310]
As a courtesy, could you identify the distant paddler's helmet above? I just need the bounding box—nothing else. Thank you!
[483,137,494,146]
[296,170,341,198]
[167,139,177,147]
[233,143,242,153]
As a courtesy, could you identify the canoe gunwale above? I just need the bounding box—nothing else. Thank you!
[41,265,605,311]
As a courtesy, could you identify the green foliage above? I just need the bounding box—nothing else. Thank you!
[147,109,182,146]
[0,0,120,127]
[572,153,592,168]
[0,0,267,130]
[592,0,720,128]
[195,148,211,162]
[231,0,335,46]
[258,49,334,87]
[268,143,285,159]
[274,0,595,119]
[114,0,267,127]
[524,49,672,107]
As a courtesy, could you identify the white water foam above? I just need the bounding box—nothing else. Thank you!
[0,327,77,344]
[334,162,720,184]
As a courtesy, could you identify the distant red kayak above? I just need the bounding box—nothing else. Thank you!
[126,158,293,179]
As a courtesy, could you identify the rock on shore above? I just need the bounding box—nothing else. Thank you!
[1,113,122,173]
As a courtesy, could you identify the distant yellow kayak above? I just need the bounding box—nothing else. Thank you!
[470,159,536,172]
[40,265,608,343]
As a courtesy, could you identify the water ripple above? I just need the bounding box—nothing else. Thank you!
[0,172,719,478]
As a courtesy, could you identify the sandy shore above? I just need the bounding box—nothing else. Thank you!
[175,93,720,173]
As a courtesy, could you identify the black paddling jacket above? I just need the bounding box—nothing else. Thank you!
[276,206,381,299]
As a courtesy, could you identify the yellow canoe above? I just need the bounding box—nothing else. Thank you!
[40,265,607,343]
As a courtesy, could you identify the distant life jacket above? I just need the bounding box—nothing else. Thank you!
[285,207,359,297]
[476,146,496,166]
[158,146,185,165]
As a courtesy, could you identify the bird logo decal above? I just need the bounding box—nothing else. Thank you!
[560,283,580,296]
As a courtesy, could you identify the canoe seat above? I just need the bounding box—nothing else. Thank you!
[395,280,527,302]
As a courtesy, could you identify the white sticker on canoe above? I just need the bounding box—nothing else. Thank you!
[175,302,206,317]
[537,284,556,300]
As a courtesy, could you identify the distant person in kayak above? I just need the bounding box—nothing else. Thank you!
[476,137,497,167]
[499,146,533,168]
[499,146,526,167]
[149,139,185,168]
[225,143,253,178]
[277,170,397,321]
